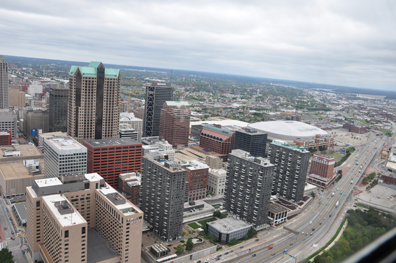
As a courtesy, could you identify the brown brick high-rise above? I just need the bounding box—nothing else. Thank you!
[199,125,235,161]
[159,101,190,147]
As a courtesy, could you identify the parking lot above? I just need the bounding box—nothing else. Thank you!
[331,129,370,147]
[356,184,396,212]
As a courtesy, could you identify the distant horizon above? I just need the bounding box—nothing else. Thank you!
[4,54,396,95]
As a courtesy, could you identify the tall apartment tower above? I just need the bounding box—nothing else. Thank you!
[143,82,173,137]
[234,128,267,158]
[159,101,191,147]
[43,136,87,178]
[49,87,69,132]
[224,150,274,227]
[0,55,9,109]
[268,141,310,202]
[140,150,185,241]
[83,138,143,188]
[26,173,143,263]
[68,62,120,142]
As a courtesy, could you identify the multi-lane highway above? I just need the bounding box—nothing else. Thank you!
[213,132,385,263]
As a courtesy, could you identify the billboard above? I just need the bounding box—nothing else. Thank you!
[31,129,37,136]
[341,148,345,154]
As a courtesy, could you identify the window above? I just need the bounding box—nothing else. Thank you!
[36,201,40,207]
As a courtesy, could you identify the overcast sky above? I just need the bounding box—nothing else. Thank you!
[1,0,395,90]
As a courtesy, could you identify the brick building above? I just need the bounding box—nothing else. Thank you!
[119,172,141,206]
[83,138,142,188]
[184,160,209,202]
[199,125,235,161]
[0,131,11,145]
[306,154,336,189]
[343,123,367,134]
[159,101,190,147]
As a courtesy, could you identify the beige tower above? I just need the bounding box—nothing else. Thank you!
[68,61,120,142]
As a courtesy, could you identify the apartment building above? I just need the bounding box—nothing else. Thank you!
[26,173,143,263]
[268,141,310,202]
[234,128,267,158]
[184,160,209,202]
[140,151,185,241]
[68,62,120,142]
[43,136,87,178]
[49,87,69,132]
[143,81,173,137]
[223,150,274,227]
[83,138,142,188]
[207,168,227,196]
[159,101,191,147]
[0,55,8,109]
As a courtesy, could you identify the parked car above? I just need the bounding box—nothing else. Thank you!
[11,231,14,234]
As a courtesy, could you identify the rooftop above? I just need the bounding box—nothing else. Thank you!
[98,188,140,215]
[166,101,190,106]
[0,145,43,160]
[271,140,308,152]
[34,177,63,188]
[208,218,251,233]
[45,137,86,151]
[189,120,249,129]
[183,160,209,170]
[0,161,44,180]
[43,195,86,226]
[268,202,288,214]
[39,132,68,139]
[84,138,141,147]
[69,62,120,79]
[119,112,143,122]
[248,121,328,138]
[203,125,234,136]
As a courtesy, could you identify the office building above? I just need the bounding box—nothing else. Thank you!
[140,150,185,241]
[199,125,235,161]
[205,155,223,169]
[184,160,209,202]
[119,123,138,141]
[207,218,251,244]
[120,112,143,141]
[306,154,336,189]
[224,150,274,227]
[38,131,68,147]
[43,136,87,178]
[119,172,141,206]
[0,55,9,109]
[0,131,11,145]
[68,62,120,142]
[26,173,143,263]
[0,109,18,138]
[234,128,267,158]
[83,138,142,188]
[268,141,310,202]
[49,87,69,132]
[159,101,190,147]
[25,108,50,137]
[8,89,26,108]
[142,139,175,161]
[267,202,288,226]
[143,81,173,137]
[207,168,227,196]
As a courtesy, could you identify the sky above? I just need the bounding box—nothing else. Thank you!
[1,0,395,90]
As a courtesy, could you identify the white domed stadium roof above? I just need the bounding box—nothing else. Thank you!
[248,121,328,142]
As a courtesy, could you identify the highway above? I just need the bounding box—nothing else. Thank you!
[211,132,386,263]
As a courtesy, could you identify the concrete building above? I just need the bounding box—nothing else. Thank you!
[0,145,44,198]
[183,160,209,202]
[25,108,49,137]
[234,128,267,158]
[159,101,191,147]
[199,125,235,162]
[119,124,138,141]
[118,172,141,206]
[8,89,26,108]
[27,81,43,97]
[43,136,87,178]
[68,62,120,142]
[143,81,173,137]
[38,131,68,147]
[205,155,223,169]
[268,140,310,202]
[26,173,143,263]
[83,138,142,188]
[140,150,185,241]
[0,109,18,138]
[0,55,9,109]
[142,139,175,161]
[267,202,288,226]
[207,218,252,244]
[208,169,227,196]
[0,131,11,145]
[119,112,143,141]
[224,150,274,227]
[49,87,69,132]
[12,202,27,226]
[307,154,336,189]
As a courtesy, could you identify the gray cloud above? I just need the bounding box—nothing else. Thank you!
[0,0,395,90]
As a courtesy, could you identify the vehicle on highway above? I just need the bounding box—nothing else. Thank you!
[336,201,340,207]
[329,214,332,217]
[197,261,201,263]
[271,253,276,256]
[3,227,6,230]
[240,246,244,249]
[11,231,14,234]
[284,249,288,252]
[205,259,209,262]
[225,252,228,255]
[252,254,256,257]
[306,233,309,236]
[311,233,313,236]
[310,221,312,224]
[255,239,259,241]
[269,245,273,249]
[11,237,15,240]
[290,243,293,246]
[312,228,315,231]
[332,192,335,196]
[351,180,353,184]
[320,223,322,225]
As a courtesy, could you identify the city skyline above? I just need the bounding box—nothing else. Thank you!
[0,1,395,90]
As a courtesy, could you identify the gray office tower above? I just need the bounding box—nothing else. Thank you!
[234,128,267,158]
[224,150,274,227]
[0,55,9,109]
[143,82,173,137]
[140,151,185,241]
[268,141,310,202]
[49,87,68,132]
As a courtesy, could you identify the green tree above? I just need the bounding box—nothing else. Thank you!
[0,248,13,263]
[311,191,316,198]
[213,210,221,218]
[176,244,184,254]
[186,238,194,251]
[247,227,257,238]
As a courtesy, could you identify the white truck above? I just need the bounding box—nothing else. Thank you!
[336,201,340,207]
[351,180,353,184]
[332,192,335,197]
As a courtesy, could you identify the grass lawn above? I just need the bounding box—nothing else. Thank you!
[328,152,342,161]
[227,239,244,247]
[188,223,201,229]
[198,218,217,227]
[359,119,371,125]
[347,113,354,117]
[356,203,370,209]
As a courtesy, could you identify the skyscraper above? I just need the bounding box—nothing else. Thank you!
[49,87,68,132]
[143,82,173,137]
[0,55,9,109]
[68,62,120,142]
[268,141,310,202]
[159,101,190,147]
[224,150,274,227]
[234,128,267,158]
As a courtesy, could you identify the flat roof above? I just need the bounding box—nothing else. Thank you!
[84,173,103,182]
[12,202,27,222]
[42,195,86,226]
[34,177,63,188]
[166,101,190,106]
[184,160,209,170]
[0,145,43,160]
[84,138,141,147]
[45,137,86,151]
[98,187,142,215]
[39,132,68,139]
[0,161,44,180]
[189,120,249,129]
[269,202,288,214]
[208,218,251,233]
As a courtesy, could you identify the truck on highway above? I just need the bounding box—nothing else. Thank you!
[332,192,335,197]
[351,180,353,184]
[336,201,340,207]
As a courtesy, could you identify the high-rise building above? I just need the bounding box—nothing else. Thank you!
[0,55,9,109]
[43,136,87,178]
[120,112,143,141]
[119,124,138,141]
[268,141,310,202]
[199,125,235,161]
[143,82,173,137]
[142,139,175,161]
[8,89,25,108]
[119,172,141,206]
[26,173,143,263]
[0,131,11,145]
[0,109,18,138]
[224,149,274,227]
[68,62,120,142]
[49,87,69,132]
[140,150,185,241]
[207,168,227,196]
[159,101,190,147]
[307,154,336,189]
[234,128,267,158]
[184,160,209,202]
[83,138,142,188]
[25,108,50,138]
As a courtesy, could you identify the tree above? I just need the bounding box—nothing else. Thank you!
[186,238,194,251]
[311,191,316,198]
[247,227,257,239]
[0,248,13,263]
[176,244,184,254]
[213,210,221,218]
